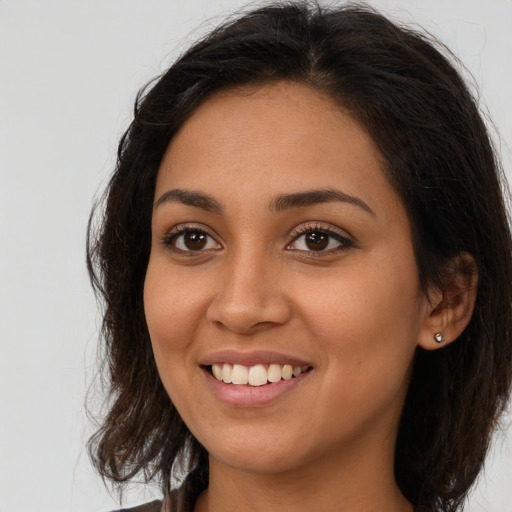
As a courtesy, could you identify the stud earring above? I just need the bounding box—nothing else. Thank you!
[434,332,445,344]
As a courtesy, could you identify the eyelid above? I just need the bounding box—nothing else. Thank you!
[161,223,222,252]
[286,222,355,253]
[160,221,354,255]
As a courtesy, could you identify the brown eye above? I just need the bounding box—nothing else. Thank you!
[287,226,353,254]
[305,232,329,251]
[183,231,208,250]
[164,227,221,253]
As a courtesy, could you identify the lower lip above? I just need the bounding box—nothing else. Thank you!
[202,368,311,408]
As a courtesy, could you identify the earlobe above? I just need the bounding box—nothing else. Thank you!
[417,252,478,351]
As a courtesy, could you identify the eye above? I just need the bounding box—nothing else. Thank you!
[287,224,353,254]
[162,226,221,253]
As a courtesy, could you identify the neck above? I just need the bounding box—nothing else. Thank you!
[194,434,413,512]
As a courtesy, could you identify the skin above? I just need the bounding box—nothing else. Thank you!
[144,81,473,512]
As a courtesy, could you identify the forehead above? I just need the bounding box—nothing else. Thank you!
[155,81,400,219]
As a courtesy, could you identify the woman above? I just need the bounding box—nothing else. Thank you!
[87,2,512,511]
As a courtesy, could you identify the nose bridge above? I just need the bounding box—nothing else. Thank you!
[206,242,290,333]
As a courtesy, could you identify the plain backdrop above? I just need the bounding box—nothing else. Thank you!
[1,1,511,511]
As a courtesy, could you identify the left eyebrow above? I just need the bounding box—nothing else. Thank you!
[154,188,223,213]
[269,188,375,216]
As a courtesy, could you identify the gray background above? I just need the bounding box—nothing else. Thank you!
[1,1,511,510]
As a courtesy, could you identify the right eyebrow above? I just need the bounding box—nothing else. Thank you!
[154,188,223,214]
[269,187,375,216]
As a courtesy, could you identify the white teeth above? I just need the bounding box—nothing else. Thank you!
[212,363,223,380]
[282,364,293,380]
[212,362,309,386]
[267,364,282,383]
[221,363,232,383]
[231,364,248,385]
[248,364,267,386]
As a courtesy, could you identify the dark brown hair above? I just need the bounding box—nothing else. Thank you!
[87,2,512,511]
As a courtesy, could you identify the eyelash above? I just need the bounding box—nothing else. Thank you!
[287,223,354,256]
[161,224,220,255]
[161,223,354,256]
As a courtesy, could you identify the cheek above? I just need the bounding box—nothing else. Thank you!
[143,260,207,367]
[143,260,211,419]
[301,265,421,334]
[296,294,418,445]
[295,256,423,386]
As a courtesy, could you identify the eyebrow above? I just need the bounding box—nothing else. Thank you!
[154,187,374,216]
[154,188,223,213]
[270,188,375,216]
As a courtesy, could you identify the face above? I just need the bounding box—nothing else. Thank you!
[144,81,432,477]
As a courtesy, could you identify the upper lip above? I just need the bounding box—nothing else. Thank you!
[199,349,313,368]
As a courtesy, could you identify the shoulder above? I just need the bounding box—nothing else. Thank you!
[108,475,199,512]
[110,500,163,512]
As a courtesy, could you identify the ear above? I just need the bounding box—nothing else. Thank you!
[417,252,478,351]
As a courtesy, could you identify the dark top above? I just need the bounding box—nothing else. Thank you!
[111,493,192,512]
[110,464,207,512]
[111,473,200,512]
[114,501,163,512]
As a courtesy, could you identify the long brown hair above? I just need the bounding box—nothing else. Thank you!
[87,3,512,510]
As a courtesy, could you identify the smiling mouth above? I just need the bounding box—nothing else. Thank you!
[207,363,312,387]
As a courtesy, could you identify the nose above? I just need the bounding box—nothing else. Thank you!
[206,250,292,334]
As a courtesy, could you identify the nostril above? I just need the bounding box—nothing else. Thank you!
[206,285,293,334]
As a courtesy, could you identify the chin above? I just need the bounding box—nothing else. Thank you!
[201,427,308,475]
[211,448,302,475]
